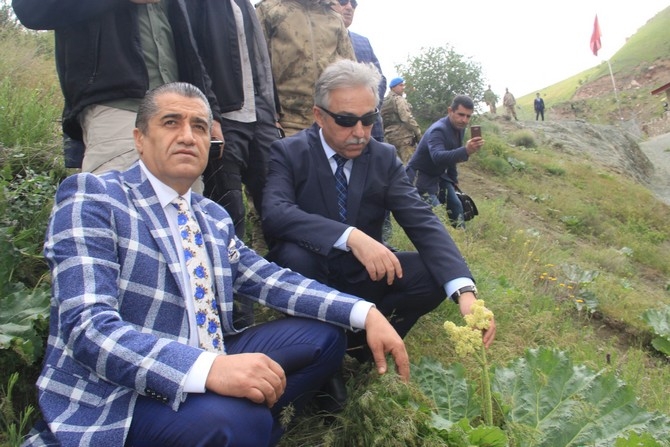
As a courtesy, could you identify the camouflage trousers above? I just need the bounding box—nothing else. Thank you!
[505,105,518,120]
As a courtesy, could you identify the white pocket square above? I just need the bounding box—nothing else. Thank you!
[227,238,240,262]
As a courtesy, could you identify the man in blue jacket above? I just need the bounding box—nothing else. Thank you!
[22,82,408,447]
[407,95,484,227]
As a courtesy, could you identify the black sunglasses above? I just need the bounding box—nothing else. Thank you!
[338,0,357,7]
[318,106,378,127]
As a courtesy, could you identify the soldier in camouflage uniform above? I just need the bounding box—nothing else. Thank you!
[256,0,355,136]
[503,87,518,120]
[483,85,497,114]
[381,77,421,164]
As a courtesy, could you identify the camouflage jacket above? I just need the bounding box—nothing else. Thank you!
[381,90,421,144]
[483,88,498,105]
[256,0,355,133]
[503,91,516,107]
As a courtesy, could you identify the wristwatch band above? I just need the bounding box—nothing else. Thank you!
[450,285,478,304]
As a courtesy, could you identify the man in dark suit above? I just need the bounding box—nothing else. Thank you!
[406,95,483,228]
[24,82,408,447]
[262,60,497,361]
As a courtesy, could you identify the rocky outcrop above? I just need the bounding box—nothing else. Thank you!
[513,120,654,185]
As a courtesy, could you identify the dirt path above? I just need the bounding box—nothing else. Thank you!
[640,133,670,206]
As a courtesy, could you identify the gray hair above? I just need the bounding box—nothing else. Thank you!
[314,60,381,110]
[135,82,213,134]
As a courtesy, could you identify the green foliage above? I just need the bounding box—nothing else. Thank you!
[506,156,527,171]
[2,166,57,231]
[544,164,566,176]
[412,348,670,445]
[0,282,50,365]
[397,44,484,125]
[0,372,36,447]
[0,78,61,147]
[430,418,508,447]
[413,358,480,423]
[280,365,445,447]
[509,130,537,148]
[0,3,60,148]
[615,432,666,447]
[0,22,64,437]
[0,163,58,287]
[492,347,670,446]
[474,153,513,177]
[641,306,670,357]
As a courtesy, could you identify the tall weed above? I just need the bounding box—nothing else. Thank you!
[0,11,61,148]
[0,79,61,147]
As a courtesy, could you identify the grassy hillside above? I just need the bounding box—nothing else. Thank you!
[517,6,670,126]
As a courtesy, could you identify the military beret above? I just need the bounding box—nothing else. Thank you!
[389,77,405,88]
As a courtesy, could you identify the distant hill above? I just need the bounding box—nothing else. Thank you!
[517,6,670,135]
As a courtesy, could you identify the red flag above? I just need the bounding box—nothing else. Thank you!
[590,15,602,56]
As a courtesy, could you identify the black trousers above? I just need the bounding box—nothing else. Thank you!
[203,98,280,239]
[267,242,446,343]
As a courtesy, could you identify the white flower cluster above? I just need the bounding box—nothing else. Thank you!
[443,300,494,358]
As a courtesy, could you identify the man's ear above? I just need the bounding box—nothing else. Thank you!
[133,128,144,155]
[313,106,325,128]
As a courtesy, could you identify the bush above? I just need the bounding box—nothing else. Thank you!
[509,130,537,148]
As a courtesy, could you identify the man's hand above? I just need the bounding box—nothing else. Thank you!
[458,292,496,348]
[465,137,484,156]
[365,307,410,381]
[205,353,286,407]
[347,228,402,284]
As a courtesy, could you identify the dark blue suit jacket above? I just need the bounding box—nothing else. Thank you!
[262,124,472,287]
[407,116,468,194]
[349,30,386,141]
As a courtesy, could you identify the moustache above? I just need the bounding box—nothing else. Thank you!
[345,137,368,145]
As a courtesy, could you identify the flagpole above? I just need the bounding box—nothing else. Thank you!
[591,14,623,121]
[605,59,623,121]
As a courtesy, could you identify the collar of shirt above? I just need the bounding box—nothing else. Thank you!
[319,128,351,181]
[139,160,192,209]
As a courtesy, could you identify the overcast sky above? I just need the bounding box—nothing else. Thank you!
[348,0,669,99]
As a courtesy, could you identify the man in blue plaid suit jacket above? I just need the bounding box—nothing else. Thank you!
[23,82,408,447]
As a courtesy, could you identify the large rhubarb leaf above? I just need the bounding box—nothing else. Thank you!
[0,284,50,364]
[492,347,670,446]
[413,357,480,424]
[642,306,670,356]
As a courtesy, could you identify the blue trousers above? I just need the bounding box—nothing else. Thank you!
[125,318,345,447]
[443,182,464,228]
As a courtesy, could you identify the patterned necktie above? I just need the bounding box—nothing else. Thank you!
[172,197,225,353]
[333,154,348,222]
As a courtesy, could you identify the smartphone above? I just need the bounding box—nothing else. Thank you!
[470,126,481,139]
[209,140,224,160]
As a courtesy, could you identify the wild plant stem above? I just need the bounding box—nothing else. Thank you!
[479,346,493,426]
